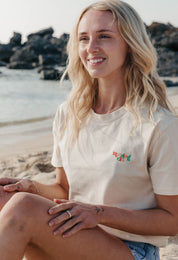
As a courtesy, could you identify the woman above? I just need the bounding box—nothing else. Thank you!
[0,1,177,259]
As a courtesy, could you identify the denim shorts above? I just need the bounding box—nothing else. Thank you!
[123,240,160,260]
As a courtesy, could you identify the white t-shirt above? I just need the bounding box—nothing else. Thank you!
[51,102,178,247]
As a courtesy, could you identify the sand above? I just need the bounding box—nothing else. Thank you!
[0,87,178,259]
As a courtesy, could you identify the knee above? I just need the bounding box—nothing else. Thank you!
[1,192,38,222]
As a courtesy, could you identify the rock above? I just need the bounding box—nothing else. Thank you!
[0,61,7,66]
[27,27,54,40]
[10,46,38,63]
[147,22,175,38]
[163,80,178,87]
[38,54,64,66]
[153,31,178,51]
[40,68,67,80]
[0,44,14,62]
[157,47,178,76]
[9,32,22,46]
[7,61,34,69]
[40,69,60,80]
[37,65,56,73]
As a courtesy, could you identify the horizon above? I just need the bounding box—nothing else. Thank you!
[0,0,178,44]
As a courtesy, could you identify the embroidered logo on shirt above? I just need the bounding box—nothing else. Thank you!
[113,152,131,162]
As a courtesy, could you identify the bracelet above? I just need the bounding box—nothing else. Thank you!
[23,178,39,194]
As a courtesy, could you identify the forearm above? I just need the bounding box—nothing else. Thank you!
[32,181,68,201]
[97,205,178,236]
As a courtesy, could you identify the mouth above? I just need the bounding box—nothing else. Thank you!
[87,58,106,65]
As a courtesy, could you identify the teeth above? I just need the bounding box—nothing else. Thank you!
[89,58,103,64]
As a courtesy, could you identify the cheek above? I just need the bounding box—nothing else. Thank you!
[78,47,86,63]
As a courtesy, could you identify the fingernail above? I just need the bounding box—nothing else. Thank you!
[48,209,53,214]
[49,222,54,227]
[54,230,59,235]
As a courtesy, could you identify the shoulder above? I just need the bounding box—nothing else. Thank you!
[141,105,178,132]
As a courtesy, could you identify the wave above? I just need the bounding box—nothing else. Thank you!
[0,115,53,128]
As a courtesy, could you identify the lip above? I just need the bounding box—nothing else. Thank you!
[87,57,106,65]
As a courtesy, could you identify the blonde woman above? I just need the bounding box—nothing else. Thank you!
[0,1,177,259]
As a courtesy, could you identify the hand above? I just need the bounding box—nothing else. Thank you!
[0,177,38,194]
[48,199,104,238]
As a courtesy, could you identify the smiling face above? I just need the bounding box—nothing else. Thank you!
[78,10,129,81]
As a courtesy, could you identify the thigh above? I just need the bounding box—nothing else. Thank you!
[8,193,134,260]
[0,186,16,210]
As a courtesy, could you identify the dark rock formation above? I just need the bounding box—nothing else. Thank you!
[164,80,178,87]
[10,32,22,46]
[0,61,7,66]
[7,61,34,69]
[27,27,54,40]
[0,44,14,62]
[1,23,178,78]
[40,69,60,80]
[147,22,178,76]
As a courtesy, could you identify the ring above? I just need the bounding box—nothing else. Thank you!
[66,210,72,219]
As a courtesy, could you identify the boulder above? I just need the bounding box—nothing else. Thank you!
[0,44,14,62]
[40,68,68,80]
[0,61,7,66]
[9,32,22,46]
[152,31,178,51]
[40,69,60,80]
[164,80,178,87]
[38,53,65,66]
[7,61,34,69]
[10,46,38,63]
[157,47,178,76]
[27,27,54,40]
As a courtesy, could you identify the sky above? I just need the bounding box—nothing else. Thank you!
[0,0,178,44]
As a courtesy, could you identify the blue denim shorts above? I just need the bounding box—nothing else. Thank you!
[123,240,160,260]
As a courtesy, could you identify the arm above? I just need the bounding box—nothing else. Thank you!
[48,194,178,237]
[97,194,178,236]
[31,167,69,200]
[2,167,69,201]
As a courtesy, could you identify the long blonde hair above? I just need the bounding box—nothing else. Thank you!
[61,0,175,141]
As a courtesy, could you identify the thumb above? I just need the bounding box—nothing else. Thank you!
[4,182,22,192]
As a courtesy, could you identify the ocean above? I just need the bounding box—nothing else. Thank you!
[0,67,71,148]
[0,67,178,149]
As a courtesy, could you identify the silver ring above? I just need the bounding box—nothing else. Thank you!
[66,210,72,219]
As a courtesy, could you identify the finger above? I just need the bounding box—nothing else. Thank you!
[4,182,22,192]
[53,199,68,204]
[49,209,73,227]
[48,202,74,215]
[53,217,81,236]
[62,222,84,238]
[0,178,18,186]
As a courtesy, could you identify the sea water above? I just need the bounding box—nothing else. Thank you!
[0,67,178,148]
[0,67,71,147]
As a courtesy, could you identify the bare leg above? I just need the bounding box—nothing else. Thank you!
[0,186,16,210]
[0,192,134,260]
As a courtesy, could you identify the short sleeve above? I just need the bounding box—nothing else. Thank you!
[51,105,63,167]
[148,116,178,195]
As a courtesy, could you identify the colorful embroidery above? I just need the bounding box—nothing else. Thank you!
[113,152,131,162]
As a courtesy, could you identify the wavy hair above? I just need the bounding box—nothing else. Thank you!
[61,0,175,141]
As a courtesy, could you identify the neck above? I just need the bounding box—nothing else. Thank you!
[94,75,126,114]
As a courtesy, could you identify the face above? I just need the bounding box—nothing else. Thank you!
[78,10,129,81]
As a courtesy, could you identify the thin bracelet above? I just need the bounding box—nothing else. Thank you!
[23,178,39,194]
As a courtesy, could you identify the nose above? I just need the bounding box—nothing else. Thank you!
[87,38,99,53]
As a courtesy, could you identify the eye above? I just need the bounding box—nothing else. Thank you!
[99,34,111,39]
[79,36,88,41]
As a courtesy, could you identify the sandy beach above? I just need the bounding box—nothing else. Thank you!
[0,87,178,259]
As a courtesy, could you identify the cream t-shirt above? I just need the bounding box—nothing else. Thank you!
[51,102,178,247]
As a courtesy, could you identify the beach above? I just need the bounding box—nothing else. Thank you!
[0,86,178,259]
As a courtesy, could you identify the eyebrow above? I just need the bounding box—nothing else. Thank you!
[78,29,116,35]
